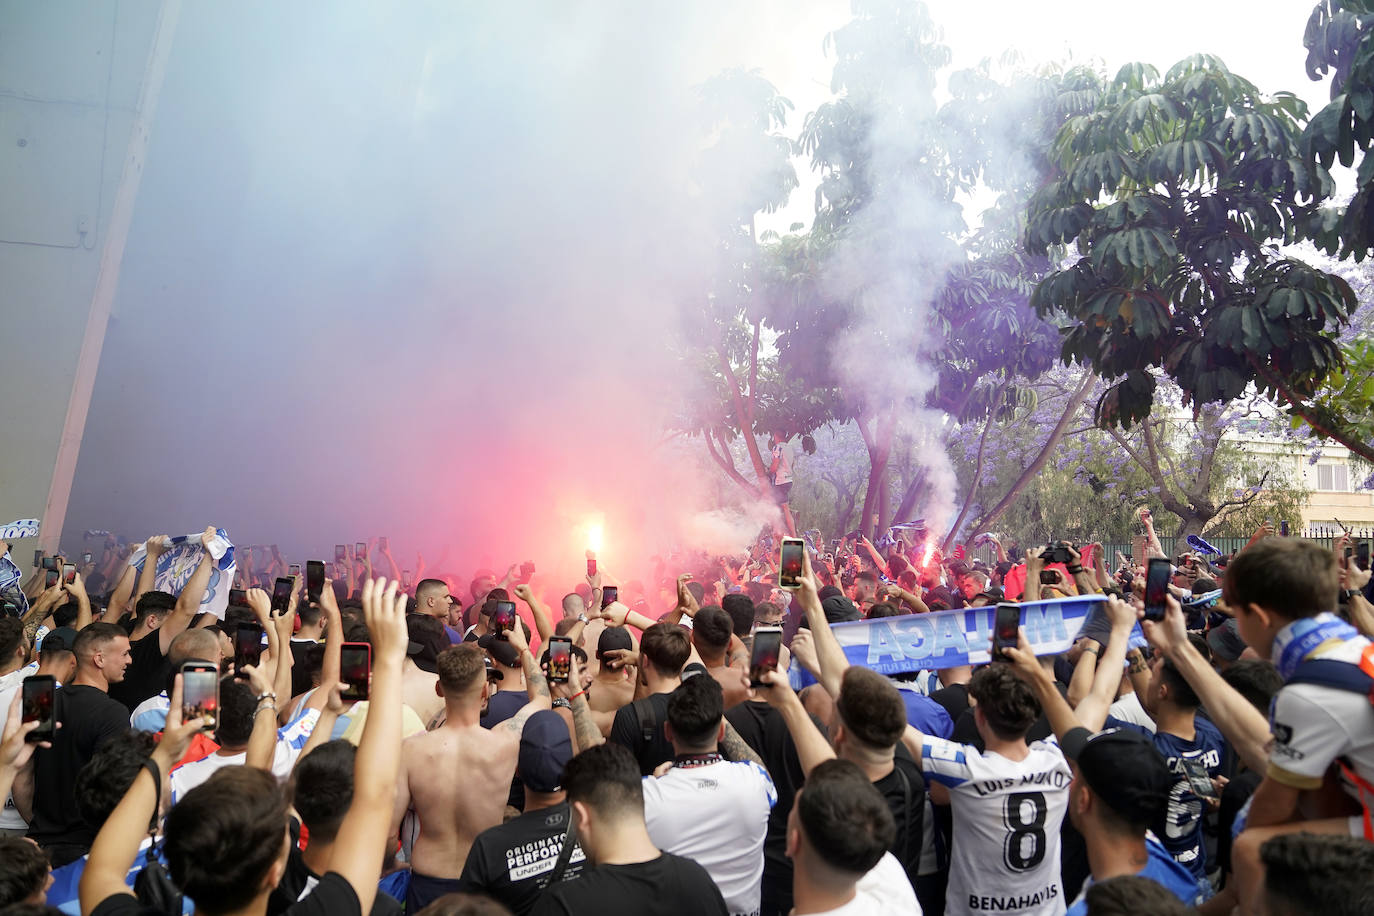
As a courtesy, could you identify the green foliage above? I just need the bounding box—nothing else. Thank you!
[1027,56,1360,443]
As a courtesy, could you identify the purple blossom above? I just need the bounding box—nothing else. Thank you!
[1362,472,1374,491]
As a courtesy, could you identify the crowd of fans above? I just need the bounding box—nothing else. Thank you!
[0,510,1372,916]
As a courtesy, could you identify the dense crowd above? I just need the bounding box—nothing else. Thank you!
[0,510,1372,916]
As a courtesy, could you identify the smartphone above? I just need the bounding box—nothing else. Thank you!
[335,544,347,562]
[1144,557,1172,622]
[992,603,1020,659]
[40,556,56,572]
[600,585,618,609]
[21,675,56,743]
[45,569,59,589]
[60,563,76,585]
[305,560,325,603]
[378,536,389,552]
[234,623,264,673]
[778,537,806,590]
[1279,519,1290,537]
[355,542,367,559]
[270,577,294,617]
[1181,756,1217,801]
[82,552,93,565]
[288,564,301,578]
[492,600,517,635]
[340,643,371,701]
[32,550,43,568]
[1039,569,1059,585]
[180,662,219,732]
[402,569,412,588]
[1358,542,1371,572]
[587,557,597,577]
[1346,546,1356,561]
[749,626,783,687]
[547,635,572,684]
[228,588,248,607]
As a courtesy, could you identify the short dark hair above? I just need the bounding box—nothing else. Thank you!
[666,671,723,750]
[720,594,754,637]
[835,668,906,751]
[1157,658,1200,709]
[73,622,127,663]
[1224,539,1338,621]
[0,619,22,662]
[289,740,355,841]
[692,606,732,653]
[753,601,783,624]
[297,602,323,628]
[1220,660,1283,713]
[216,676,257,746]
[1083,875,1189,915]
[866,602,906,619]
[639,623,690,679]
[797,759,894,875]
[76,729,156,828]
[164,767,288,915]
[1261,833,1374,916]
[436,645,485,694]
[563,743,643,820]
[134,590,177,624]
[969,665,1039,740]
[416,579,448,600]
[0,837,49,907]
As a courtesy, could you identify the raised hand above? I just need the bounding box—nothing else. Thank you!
[153,675,207,770]
[1139,594,1188,658]
[362,578,407,664]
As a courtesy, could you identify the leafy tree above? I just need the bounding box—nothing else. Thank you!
[1026,56,1373,463]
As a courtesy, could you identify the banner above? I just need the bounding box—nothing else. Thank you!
[0,554,28,616]
[793,595,1146,684]
[128,529,236,619]
[0,519,39,540]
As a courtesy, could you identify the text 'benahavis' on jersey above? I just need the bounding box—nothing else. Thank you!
[922,735,1072,916]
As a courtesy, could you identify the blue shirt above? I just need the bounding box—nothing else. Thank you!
[896,687,954,739]
[47,840,195,915]
[1106,715,1226,880]
[1065,837,1201,915]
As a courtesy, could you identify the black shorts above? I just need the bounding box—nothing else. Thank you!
[772,482,792,505]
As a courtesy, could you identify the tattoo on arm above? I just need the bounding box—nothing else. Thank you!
[521,649,551,701]
[719,719,765,767]
[570,695,604,750]
[1128,651,1148,674]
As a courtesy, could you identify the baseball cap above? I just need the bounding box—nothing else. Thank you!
[596,627,634,660]
[1207,618,1247,663]
[477,633,521,669]
[406,614,448,675]
[483,656,504,681]
[40,627,79,654]
[1062,727,1171,826]
[821,595,862,624]
[519,710,573,792]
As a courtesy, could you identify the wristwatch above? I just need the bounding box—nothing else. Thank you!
[1340,588,1357,604]
[577,613,589,623]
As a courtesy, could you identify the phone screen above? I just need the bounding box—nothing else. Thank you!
[355,542,367,558]
[340,643,371,701]
[288,564,301,578]
[21,676,56,743]
[271,577,294,617]
[778,538,805,589]
[62,564,76,585]
[1358,542,1371,571]
[228,588,248,607]
[600,586,618,609]
[1039,569,1059,585]
[993,604,1020,659]
[234,623,264,672]
[587,558,597,577]
[492,600,517,634]
[306,560,325,603]
[82,552,93,564]
[749,627,783,687]
[181,665,219,732]
[378,536,389,552]
[45,569,59,588]
[40,557,56,572]
[1181,756,1217,800]
[33,550,43,569]
[335,544,347,562]
[1144,558,1171,621]
[548,636,572,684]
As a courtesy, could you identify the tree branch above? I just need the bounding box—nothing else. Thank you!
[1249,355,1374,464]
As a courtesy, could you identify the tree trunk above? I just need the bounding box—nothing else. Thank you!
[892,467,929,527]
[713,337,770,488]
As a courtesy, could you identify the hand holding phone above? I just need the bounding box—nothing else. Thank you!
[180,662,219,732]
[778,538,805,590]
[1143,557,1171,622]
[306,560,325,603]
[600,586,618,610]
[749,627,783,687]
[547,636,572,684]
[992,603,1020,660]
[22,675,56,743]
[340,643,371,701]
[492,600,517,636]
[335,544,347,562]
[270,577,294,618]
[234,623,264,674]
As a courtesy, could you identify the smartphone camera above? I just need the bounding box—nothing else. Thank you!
[180,663,220,732]
[340,643,371,701]
[778,538,805,590]
[547,636,572,684]
[1143,557,1171,622]
[270,577,294,617]
[749,627,783,687]
[22,676,56,743]
[234,623,264,674]
[992,603,1019,659]
[601,586,618,609]
[306,560,326,604]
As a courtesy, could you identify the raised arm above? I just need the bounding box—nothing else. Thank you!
[106,562,137,622]
[304,582,343,712]
[758,668,836,775]
[496,618,553,738]
[1139,509,1166,560]
[1070,596,1136,732]
[514,583,554,645]
[134,535,169,603]
[1066,543,1099,597]
[160,529,218,653]
[243,660,283,772]
[599,601,657,633]
[1004,634,1084,742]
[796,554,848,700]
[328,578,407,916]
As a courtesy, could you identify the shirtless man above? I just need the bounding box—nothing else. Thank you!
[393,621,551,912]
[587,627,638,736]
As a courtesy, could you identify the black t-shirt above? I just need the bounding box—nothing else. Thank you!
[874,748,926,886]
[608,692,674,776]
[724,700,807,883]
[928,683,970,724]
[529,852,727,916]
[96,872,364,916]
[480,689,528,729]
[457,801,586,915]
[29,685,130,847]
[289,638,319,699]
[107,634,168,711]
[269,846,401,916]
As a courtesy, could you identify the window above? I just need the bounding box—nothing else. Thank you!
[1317,463,1350,492]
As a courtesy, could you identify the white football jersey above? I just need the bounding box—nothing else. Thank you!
[922,736,1072,916]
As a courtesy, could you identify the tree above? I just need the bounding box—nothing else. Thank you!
[1026,56,1373,463]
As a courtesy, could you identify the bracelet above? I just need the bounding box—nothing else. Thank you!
[255,704,277,716]
[1067,565,1084,574]
[1082,645,1100,656]
[255,691,276,703]
[569,689,587,701]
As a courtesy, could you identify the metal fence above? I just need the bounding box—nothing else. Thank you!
[964,526,1374,566]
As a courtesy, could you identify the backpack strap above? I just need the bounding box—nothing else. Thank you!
[632,697,659,771]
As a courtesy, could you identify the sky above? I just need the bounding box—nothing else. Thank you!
[61,0,1340,581]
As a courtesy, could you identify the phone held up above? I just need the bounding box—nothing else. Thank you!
[492,600,517,636]
[21,675,56,743]
[778,537,806,590]
[992,603,1019,660]
[547,635,573,684]
[306,560,326,604]
[749,626,783,687]
[180,662,219,732]
[600,586,618,610]
[1143,557,1171,622]
[340,642,371,701]
[234,623,264,673]
[270,577,294,618]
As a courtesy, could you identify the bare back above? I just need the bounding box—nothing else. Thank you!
[397,721,519,878]
[589,669,636,736]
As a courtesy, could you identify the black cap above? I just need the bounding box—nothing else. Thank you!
[483,656,504,681]
[40,627,79,654]
[596,627,634,660]
[406,614,448,675]
[1062,727,1171,827]
[519,710,573,792]
[821,595,861,624]
[477,633,521,668]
